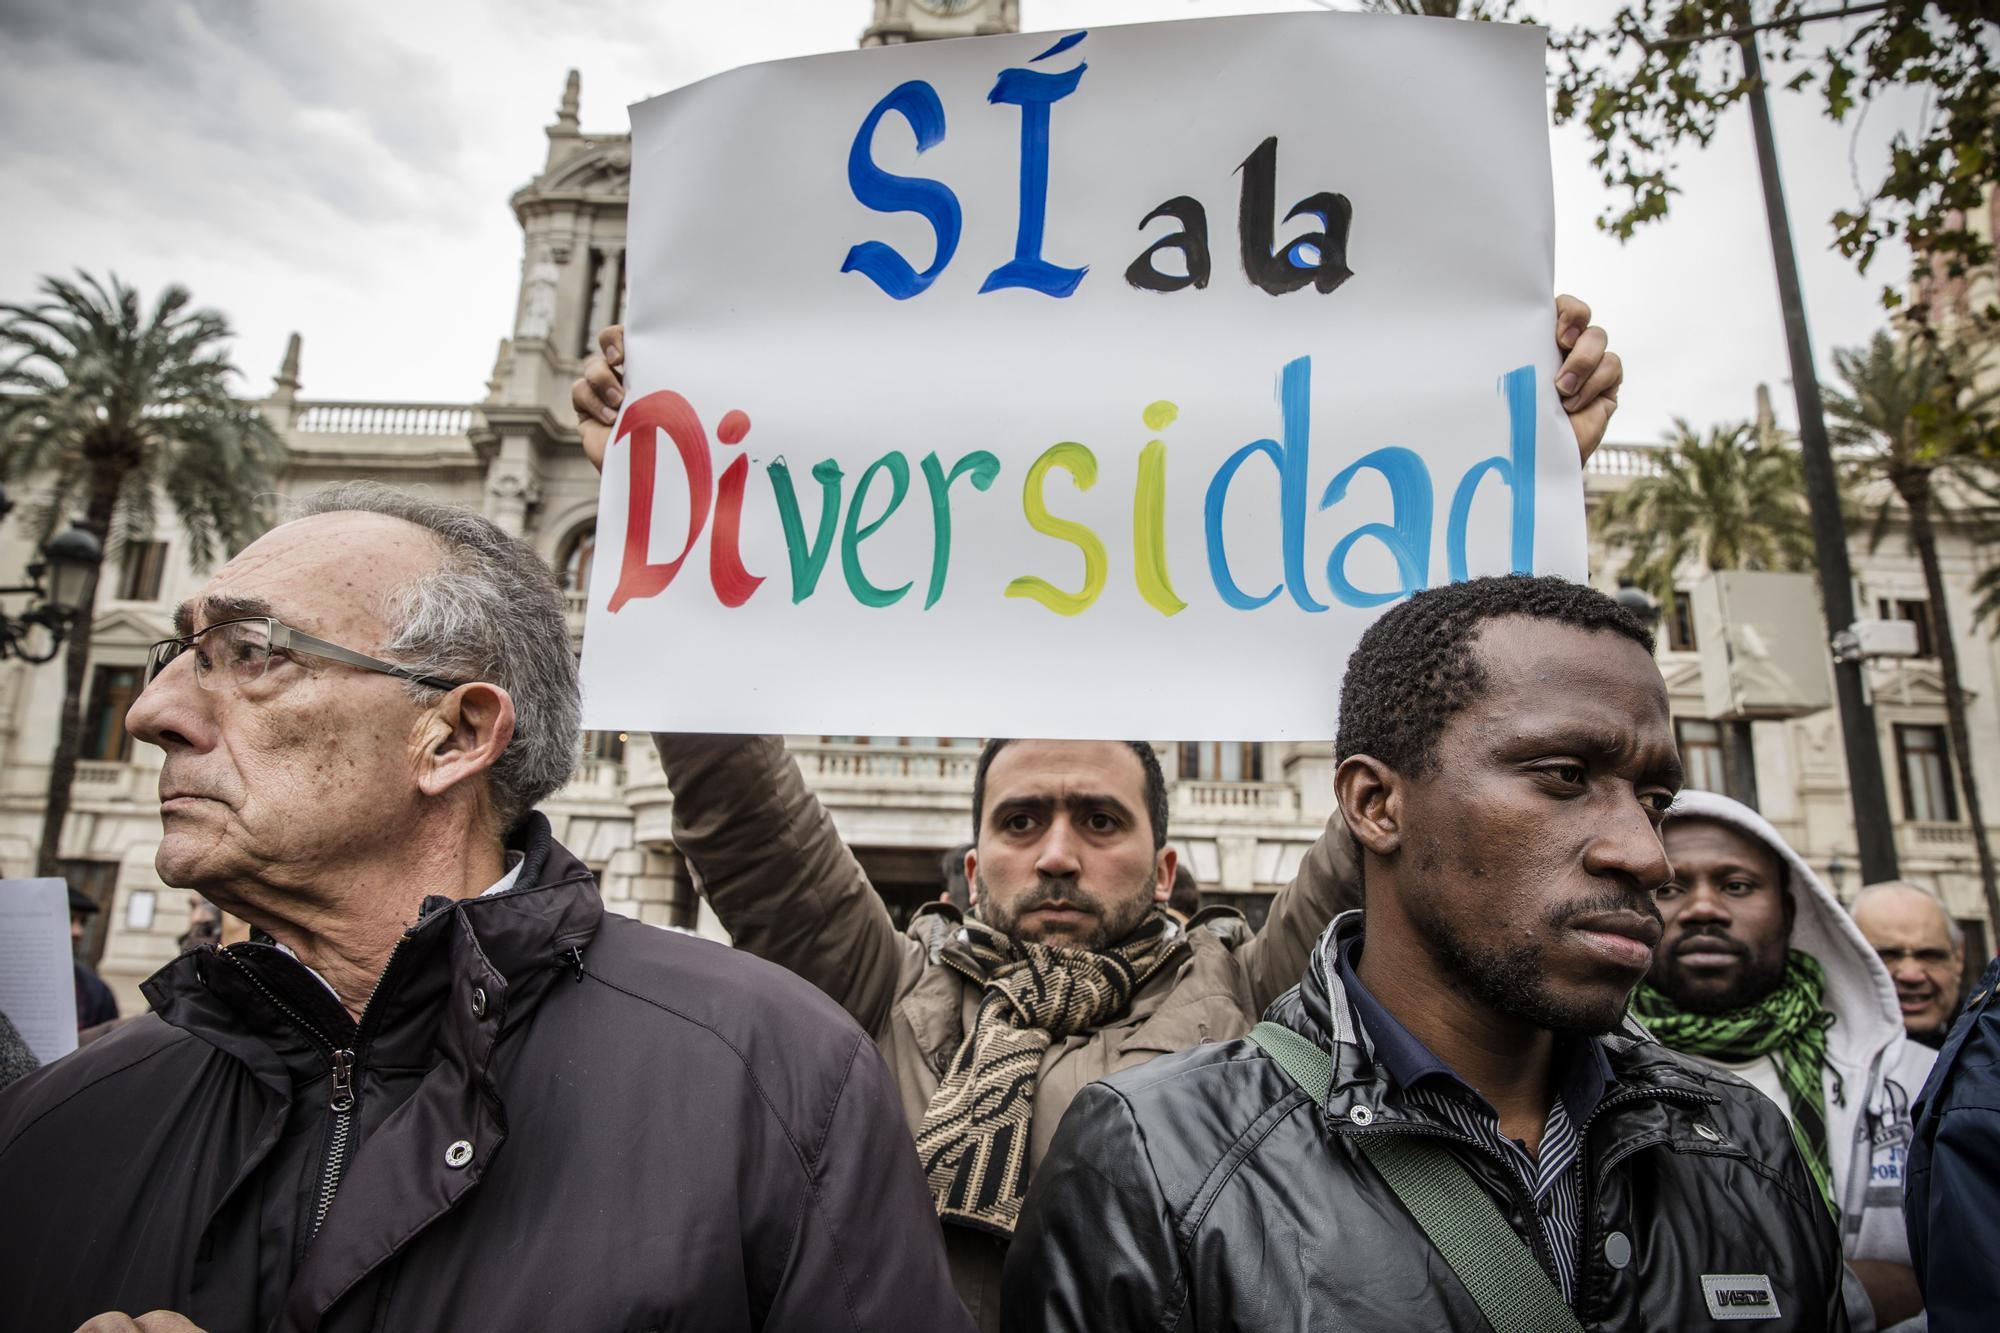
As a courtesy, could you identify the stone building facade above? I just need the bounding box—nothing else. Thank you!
[4,11,1997,1011]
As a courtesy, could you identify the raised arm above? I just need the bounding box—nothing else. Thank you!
[1231,809,1363,1014]
[657,733,915,1037]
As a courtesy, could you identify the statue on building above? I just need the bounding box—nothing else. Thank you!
[516,249,561,341]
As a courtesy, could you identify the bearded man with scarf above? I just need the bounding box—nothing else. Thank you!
[1633,791,1937,1331]
[652,733,1357,1331]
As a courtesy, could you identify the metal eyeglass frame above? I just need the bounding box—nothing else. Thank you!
[145,616,468,693]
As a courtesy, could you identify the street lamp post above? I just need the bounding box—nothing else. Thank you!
[1734,29,1899,883]
[0,485,105,664]
[1642,6,1904,881]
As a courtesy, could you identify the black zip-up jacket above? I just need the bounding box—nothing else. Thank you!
[1001,913,1848,1332]
[0,815,970,1333]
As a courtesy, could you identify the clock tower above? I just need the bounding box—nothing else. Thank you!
[860,0,1018,47]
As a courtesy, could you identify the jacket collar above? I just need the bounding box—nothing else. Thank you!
[1269,912,1717,1126]
[143,812,603,1083]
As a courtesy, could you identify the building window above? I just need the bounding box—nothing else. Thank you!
[82,665,142,763]
[581,730,626,764]
[1896,725,1959,822]
[117,541,168,601]
[61,859,118,966]
[1876,597,1936,658]
[1665,594,1698,652]
[557,525,595,593]
[1676,719,1728,794]
[1178,742,1264,782]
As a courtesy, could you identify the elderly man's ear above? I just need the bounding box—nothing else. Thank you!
[414,685,517,801]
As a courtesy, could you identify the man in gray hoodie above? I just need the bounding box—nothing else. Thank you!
[1634,790,1935,1331]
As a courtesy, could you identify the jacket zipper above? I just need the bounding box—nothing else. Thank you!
[1573,1083,1724,1315]
[313,1048,358,1236]
[217,937,410,1242]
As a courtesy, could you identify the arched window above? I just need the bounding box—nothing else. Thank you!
[557,524,596,592]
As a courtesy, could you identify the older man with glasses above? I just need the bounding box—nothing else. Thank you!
[0,483,967,1333]
[1853,880,1970,1051]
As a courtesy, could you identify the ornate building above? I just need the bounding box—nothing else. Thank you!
[5,10,1998,1011]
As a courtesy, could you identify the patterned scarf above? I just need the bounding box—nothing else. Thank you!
[1631,950,1837,1215]
[912,910,1187,1237]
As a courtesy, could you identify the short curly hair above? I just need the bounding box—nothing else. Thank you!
[1334,575,1654,777]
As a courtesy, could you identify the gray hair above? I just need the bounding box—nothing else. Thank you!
[1854,879,1965,952]
[290,482,580,830]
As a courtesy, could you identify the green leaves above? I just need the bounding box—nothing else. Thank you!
[1544,1,1998,310]
[0,270,288,570]
[1592,416,1816,606]
[1825,329,2000,559]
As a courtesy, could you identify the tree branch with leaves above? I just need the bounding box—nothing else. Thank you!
[1547,1,1999,316]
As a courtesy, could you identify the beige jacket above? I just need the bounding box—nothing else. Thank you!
[657,734,1358,1331]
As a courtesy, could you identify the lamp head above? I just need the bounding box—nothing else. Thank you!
[41,523,104,613]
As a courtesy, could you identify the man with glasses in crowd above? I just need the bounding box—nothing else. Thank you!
[0,483,967,1333]
[1853,880,1968,1050]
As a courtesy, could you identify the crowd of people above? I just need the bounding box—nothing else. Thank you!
[0,302,1994,1331]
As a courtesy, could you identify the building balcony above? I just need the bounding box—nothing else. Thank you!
[565,755,626,802]
[71,759,149,805]
[1171,779,1300,824]
[292,401,474,438]
[1900,820,1982,863]
[797,741,978,791]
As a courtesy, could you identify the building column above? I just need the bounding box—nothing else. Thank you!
[587,246,625,343]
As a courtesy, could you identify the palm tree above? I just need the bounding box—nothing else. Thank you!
[1827,329,2000,934]
[0,273,287,877]
[1591,417,1816,617]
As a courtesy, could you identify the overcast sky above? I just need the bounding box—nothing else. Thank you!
[0,0,1935,445]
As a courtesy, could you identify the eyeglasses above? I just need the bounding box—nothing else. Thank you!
[1875,946,1956,968]
[144,616,468,694]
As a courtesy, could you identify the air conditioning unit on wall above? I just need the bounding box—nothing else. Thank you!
[1691,571,1835,720]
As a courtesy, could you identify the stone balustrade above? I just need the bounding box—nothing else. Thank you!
[1172,779,1299,822]
[1903,821,1978,854]
[72,760,144,803]
[292,402,474,437]
[801,742,979,787]
[1584,443,1664,477]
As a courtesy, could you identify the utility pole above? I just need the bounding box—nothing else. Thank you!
[1736,28,1899,882]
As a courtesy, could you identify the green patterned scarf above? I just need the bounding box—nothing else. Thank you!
[912,911,1186,1237]
[1631,949,1837,1215]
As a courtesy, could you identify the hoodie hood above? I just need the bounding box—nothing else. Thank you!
[1667,789,1905,1072]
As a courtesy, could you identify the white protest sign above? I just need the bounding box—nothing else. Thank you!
[0,879,79,1065]
[582,12,1583,740]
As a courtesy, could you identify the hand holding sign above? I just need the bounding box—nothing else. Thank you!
[573,298,1619,476]
[582,12,1601,740]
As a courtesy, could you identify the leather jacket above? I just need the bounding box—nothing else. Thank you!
[1002,912,1849,1331]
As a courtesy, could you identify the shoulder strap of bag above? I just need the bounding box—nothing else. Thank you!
[1248,1019,1333,1102]
[1247,1022,1586,1333]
